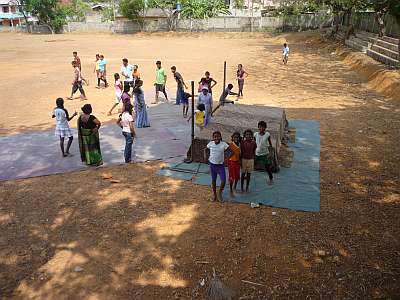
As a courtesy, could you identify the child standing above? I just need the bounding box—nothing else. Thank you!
[254,121,274,185]
[205,131,230,202]
[187,103,206,136]
[283,43,290,65]
[133,80,150,128]
[240,129,257,192]
[228,132,241,196]
[121,84,131,105]
[52,98,77,157]
[236,64,248,98]
[108,73,123,116]
[117,103,136,163]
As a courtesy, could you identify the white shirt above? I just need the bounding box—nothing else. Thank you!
[115,79,122,97]
[121,112,134,133]
[254,132,270,156]
[121,64,134,82]
[283,46,290,56]
[207,141,229,165]
[54,108,69,130]
[198,93,213,107]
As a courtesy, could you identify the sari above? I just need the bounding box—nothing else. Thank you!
[134,90,150,128]
[78,116,103,166]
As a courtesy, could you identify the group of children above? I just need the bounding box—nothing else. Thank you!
[206,121,275,202]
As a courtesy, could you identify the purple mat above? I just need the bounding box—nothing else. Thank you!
[0,103,191,181]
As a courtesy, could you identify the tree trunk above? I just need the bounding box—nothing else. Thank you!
[375,11,386,37]
[345,9,354,40]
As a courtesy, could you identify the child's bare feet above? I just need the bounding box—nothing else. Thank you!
[218,190,223,202]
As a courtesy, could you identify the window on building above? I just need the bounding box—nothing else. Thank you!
[3,6,10,13]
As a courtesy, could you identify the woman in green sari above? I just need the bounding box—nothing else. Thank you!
[78,104,103,166]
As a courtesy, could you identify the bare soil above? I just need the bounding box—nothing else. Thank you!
[0,31,399,299]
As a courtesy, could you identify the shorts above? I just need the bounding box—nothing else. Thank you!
[255,155,272,167]
[209,163,226,182]
[177,87,188,105]
[55,127,73,138]
[155,84,165,92]
[228,160,240,182]
[115,94,122,104]
[241,159,254,173]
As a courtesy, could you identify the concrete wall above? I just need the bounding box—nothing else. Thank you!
[64,21,113,32]
[113,14,332,34]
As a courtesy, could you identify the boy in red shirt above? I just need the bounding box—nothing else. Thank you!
[240,129,257,192]
[228,132,241,196]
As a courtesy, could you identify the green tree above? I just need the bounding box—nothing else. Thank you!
[24,0,72,33]
[181,0,230,19]
[120,0,147,28]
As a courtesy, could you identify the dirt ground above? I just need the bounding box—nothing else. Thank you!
[0,31,400,299]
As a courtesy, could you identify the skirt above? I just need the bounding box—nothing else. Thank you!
[78,127,103,166]
[55,127,73,138]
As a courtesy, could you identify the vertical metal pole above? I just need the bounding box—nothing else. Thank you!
[223,61,226,93]
[191,81,195,160]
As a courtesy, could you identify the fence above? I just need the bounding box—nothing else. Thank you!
[343,12,399,38]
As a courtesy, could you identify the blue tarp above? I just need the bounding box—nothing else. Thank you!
[158,120,320,212]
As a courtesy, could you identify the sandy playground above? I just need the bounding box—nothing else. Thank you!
[0,31,400,299]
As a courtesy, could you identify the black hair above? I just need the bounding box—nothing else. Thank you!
[197,103,205,111]
[243,129,253,137]
[73,51,77,55]
[114,73,120,80]
[123,84,130,93]
[122,58,128,63]
[205,71,210,76]
[212,131,222,137]
[232,131,242,144]
[123,103,133,115]
[284,43,287,47]
[238,64,243,68]
[227,83,234,89]
[135,79,143,87]
[81,104,92,114]
[156,60,161,64]
[258,121,267,128]
[171,66,176,70]
[71,60,76,65]
[56,97,64,109]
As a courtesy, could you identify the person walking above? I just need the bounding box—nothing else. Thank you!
[171,66,188,115]
[68,61,87,100]
[153,60,168,104]
[120,58,134,93]
[73,51,88,85]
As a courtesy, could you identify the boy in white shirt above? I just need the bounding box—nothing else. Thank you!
[205,131,229,202]
[254,120,274,184]
[283,43,290,65]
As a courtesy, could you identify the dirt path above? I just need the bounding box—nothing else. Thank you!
[0,31,399,299]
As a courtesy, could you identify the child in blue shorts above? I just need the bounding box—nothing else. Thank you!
[205,131,230,202]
